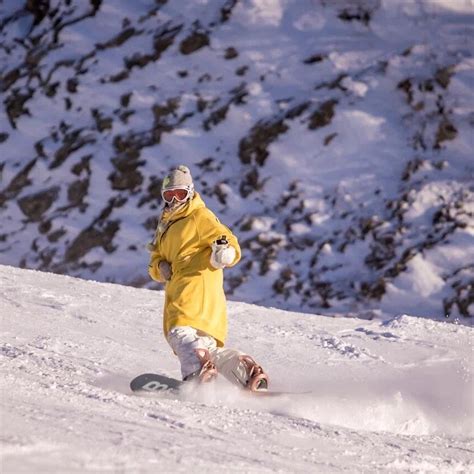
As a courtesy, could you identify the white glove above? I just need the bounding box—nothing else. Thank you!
[158,260,172,281]
[210,238,236,269]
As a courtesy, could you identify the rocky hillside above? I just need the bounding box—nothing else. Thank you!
[0,0,473,320]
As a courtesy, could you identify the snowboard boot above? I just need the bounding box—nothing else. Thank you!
[238,355,269,392]
[184,348,217,383]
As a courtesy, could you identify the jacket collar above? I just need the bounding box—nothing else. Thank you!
[147,193,206,251]
[161,192,205,223]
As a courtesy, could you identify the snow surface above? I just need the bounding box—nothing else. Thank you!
[1,264,473,472]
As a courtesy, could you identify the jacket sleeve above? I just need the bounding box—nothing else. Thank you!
[148,248,166,282]
[197,208,241,267]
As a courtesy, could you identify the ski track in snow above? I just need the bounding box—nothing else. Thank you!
[1,265,473,473]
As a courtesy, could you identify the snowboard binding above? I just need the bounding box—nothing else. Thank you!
[184,348,218,383]
[238,355,269,392]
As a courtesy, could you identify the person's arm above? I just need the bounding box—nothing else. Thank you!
[148,246,173,282]
[197,209,241,268]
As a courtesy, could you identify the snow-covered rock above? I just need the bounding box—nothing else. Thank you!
[0,0,473,320]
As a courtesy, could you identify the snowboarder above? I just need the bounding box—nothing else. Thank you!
[147,165,269,391]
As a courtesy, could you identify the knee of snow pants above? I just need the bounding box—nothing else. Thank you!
[168,326,217,379]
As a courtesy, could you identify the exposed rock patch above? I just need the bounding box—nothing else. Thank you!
[179,26,210,55]
[18,187,60,221]
[239,119,289,166]
[308,100,338,130]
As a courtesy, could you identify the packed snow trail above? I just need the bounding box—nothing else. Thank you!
[1,265,473,472]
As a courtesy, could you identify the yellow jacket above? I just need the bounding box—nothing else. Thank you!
[148,193,241,346]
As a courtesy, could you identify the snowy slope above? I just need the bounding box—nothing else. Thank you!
[1,264,473,472]
[0,0,473,321]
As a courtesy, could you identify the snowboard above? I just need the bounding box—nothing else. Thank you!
[130,373,182,393]
[130,372,298,397]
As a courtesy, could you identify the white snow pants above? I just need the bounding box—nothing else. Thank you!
[167,326,247,387]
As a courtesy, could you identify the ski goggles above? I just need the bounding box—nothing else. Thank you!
[161,186,192,203]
